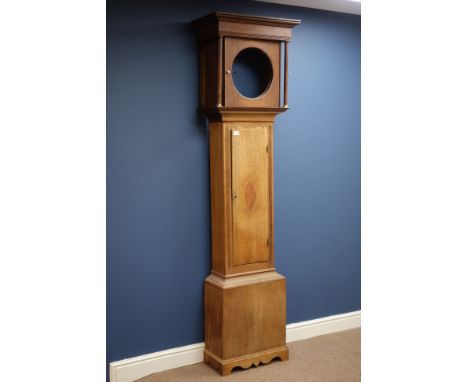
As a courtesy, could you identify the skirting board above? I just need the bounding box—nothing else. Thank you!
[109,310,360,382]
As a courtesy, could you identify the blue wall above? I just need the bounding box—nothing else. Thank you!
[107,0,360,366]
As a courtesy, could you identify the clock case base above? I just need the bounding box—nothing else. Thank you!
[204,346,289,376]
[204,271,288,375]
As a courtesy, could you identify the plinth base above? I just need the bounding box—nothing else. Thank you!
[204,346,289,376]
[204,271,288,375]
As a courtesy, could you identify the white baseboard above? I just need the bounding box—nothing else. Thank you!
[286,310,361,343]
[109,342,204,382]
[109,310,360,382]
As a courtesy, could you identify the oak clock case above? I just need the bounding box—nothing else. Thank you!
[192,12,300,376]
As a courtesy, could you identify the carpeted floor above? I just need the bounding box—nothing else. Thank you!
[137,328,361,382]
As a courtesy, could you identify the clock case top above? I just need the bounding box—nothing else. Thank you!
[192,12,300,115]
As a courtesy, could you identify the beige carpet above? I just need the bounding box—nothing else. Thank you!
[137,328,360,382]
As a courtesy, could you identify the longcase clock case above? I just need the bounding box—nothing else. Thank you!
[192,12,300,375]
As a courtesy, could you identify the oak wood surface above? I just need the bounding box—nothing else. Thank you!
[192,12,300,42]
[208,122,229,274]
[204,346,289,376]
[284,41,289,108]
[224,37,280,109]
[217,37,223,106]
[199,39,219,109]
[193,12,301,29]
[204,272,287,375]
[208,121,274,276]
[193,12,300,111]
[203,110,280,122]
[231,125,270,266]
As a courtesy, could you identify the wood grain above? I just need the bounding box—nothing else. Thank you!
[208,121,229,274]
[231,125,270,266]
[284,41,289,108]
[217,37,223,107]
[204,346,289,376]
[224,37,280,109]
[193,12,300,111]
[198,39,219,109]
[192,12,300,42]
[208,120,274,276]
[204,272,288,375]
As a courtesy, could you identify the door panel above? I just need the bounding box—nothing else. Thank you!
[224,37,280,109]
[231,125,270,266]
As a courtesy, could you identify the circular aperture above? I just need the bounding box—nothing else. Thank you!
[232,48,273,99]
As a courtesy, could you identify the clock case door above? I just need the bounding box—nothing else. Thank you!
[231,124,271,267]
[209,121,275,277]
[224,37,281,109]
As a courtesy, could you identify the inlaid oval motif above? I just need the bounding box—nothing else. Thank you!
[244,182,256,210]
